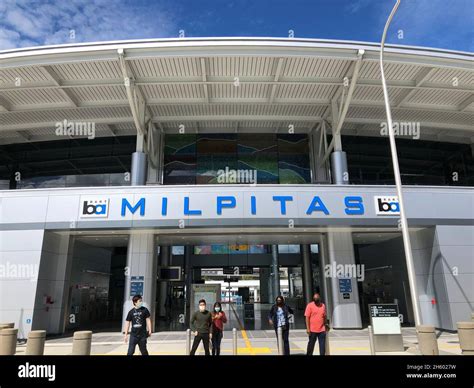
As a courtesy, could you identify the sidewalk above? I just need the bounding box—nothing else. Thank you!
[14,328,462,356]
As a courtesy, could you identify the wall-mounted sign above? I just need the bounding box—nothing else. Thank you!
[338,278,352,293]
[158,266,182,281]
[130,276,144,296]
[223,266,253,275]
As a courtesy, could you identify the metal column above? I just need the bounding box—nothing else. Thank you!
[318,235,332,323]
[158,245,170,317]
[184,245,192,324]
[131,151,147,185]
[270,245,280,300]
[330,150,349,185]
[301,244,313,305]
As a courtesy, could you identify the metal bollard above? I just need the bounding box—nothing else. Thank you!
[0,328,18,355]
[277,327,283,355]
[457,322,474,355]
[26,330,47,355]
[416,325,439,355]
[71,331,92,355]
[232,328,237,355]
[325,330,330,355]
[368,325,376,355]
[185,329,191,355]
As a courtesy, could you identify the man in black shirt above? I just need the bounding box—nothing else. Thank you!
[124,294,152,356]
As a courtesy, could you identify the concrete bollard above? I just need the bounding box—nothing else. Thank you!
[232,328,237,355]
[185,329,191,355]
[457,322,474,355]
[71,331,92,355]
[26,330,47,355]
[277,327,283,355]
[0,328,18,355]
[0,324,14,350]
[416,325,439,355]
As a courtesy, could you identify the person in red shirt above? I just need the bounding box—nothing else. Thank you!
[211,302,227,356]
[304,293,328,356]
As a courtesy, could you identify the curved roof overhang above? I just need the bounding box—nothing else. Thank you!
[0,38,472,145]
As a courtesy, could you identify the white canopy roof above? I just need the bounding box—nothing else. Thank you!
[0,37,472,145]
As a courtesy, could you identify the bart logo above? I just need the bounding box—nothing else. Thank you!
[374,196,400,215]
[80,197,109,218]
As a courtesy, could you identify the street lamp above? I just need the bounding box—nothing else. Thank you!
[380,0,422,326]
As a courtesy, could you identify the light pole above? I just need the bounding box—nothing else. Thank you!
[380,0,422,326]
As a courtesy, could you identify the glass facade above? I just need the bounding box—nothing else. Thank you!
[0,133,471,189]
[194,244,267,255]
[0,136,135,189]
[343,135,474,186]
[163,133,311,185]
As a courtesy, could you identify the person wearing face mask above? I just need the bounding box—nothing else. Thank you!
[124,294,152,356]
[268,296,294,355]
[211,302,227,356]
[190,299,213,356]
[305,293,328,356]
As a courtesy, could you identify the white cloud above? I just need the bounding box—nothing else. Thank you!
[343,0,473,51]
[387,0,474,50]
[0,0,177,50]
[0,28,22,50]
[345,0,373,14]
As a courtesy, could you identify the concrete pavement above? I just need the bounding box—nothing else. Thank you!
[13,328,462,356]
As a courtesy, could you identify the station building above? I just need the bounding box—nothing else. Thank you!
[0,38,472,336]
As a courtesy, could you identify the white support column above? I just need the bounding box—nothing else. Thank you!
[146,123,165,185]
[322,50,364,164]
[33,232,75,335]
[122,233,158,332]
[309,122,331,183]
[331,99,342,152]
[118,48,161,186]
[318,235,332,323]
[0,229,45,339]
[327,232,362,329]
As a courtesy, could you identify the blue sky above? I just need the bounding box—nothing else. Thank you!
[0,0,472,51]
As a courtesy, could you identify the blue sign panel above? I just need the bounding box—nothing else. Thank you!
[130,276,144,296]
[338,278,352,293]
